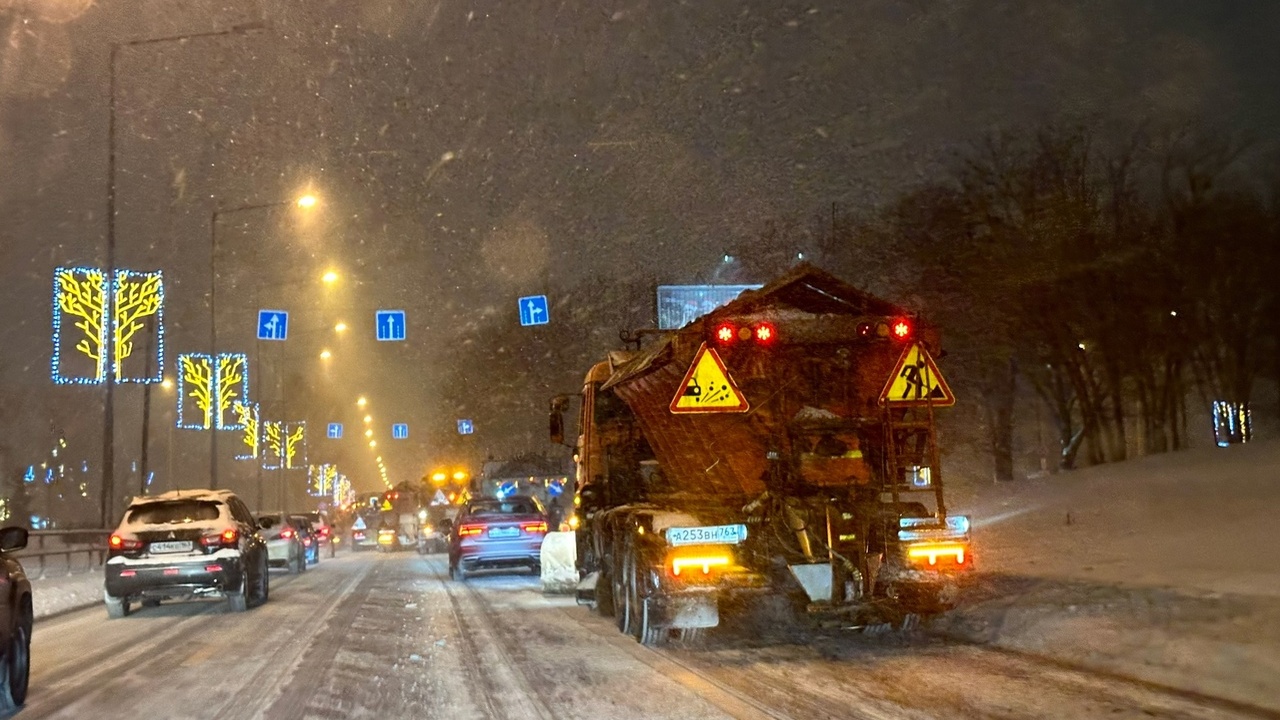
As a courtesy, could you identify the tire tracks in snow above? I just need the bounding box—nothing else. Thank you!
[431,556,557,720]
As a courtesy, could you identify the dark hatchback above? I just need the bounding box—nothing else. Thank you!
[448,496,548,580]
[0,526,32,709]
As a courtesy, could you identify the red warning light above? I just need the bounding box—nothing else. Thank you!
[891,319,913,340]
[715,324,736,343]
[755,323,775,343]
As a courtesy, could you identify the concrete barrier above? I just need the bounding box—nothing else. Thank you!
[540,531,578,594]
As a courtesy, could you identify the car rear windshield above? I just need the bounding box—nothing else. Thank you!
[302,512,324,524]
[469,499,540,516]
[127,500,221,525]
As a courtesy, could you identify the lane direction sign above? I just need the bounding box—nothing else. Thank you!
[392,423,409,439]
[457,419,474,435]
[257,310,289,341]
[376,310,406,341]
[518,295,549,327]
[327,423,343,439]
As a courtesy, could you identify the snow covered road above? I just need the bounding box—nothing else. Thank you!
[13,552,1276,719]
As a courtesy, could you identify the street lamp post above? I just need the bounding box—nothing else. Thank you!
[208,194,317,489]
[102,22,264,524]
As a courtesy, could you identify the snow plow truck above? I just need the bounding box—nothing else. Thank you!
[550,265,972,645]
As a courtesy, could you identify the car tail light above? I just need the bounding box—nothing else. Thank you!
[205,564,222,572]
[303,538,312,547]
[201,529,239,548]
[906,542,968,566]
[279,527,295,540]
[521,521,548,534]
[458,523,485,537]
[119,570,137,578]
[109,534,143,552]
[317,527,330,539]
[353,530,365,539]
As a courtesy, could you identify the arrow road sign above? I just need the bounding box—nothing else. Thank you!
[518,295,549,327]
[376,310,406,341]
[327,423,343,439]
[257,310,289,341]
[392,423,409,440]
[457,419,474,435]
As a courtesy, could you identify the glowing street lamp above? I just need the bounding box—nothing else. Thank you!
[160,378,174,391]
[297,194,318,209]
[369,440,377,448]
[334,321,347,333]
[319,349,332,360]
[364,429,373,438]
[321,270,339,284]
[357,397,367,408]
[363,415,372,423]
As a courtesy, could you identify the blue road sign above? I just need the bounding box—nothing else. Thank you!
[518,295,549,326]
[257,310,289,341]
[392,423,409,440]
[327,423,343,439]
[457,419,474,435]
[376,310,407,341]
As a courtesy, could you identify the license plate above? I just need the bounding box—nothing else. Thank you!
[665,524,748,547]
[488,527,519,539]
[149,541,193,554]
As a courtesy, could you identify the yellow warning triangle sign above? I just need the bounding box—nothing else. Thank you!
[670,343,750,413]
[879,343,956,406]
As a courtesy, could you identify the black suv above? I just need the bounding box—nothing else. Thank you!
[104,489,269,617]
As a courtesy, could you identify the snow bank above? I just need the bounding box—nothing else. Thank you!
[938,440,1280,712]
[539,532,578,594]
[29,569,104,620]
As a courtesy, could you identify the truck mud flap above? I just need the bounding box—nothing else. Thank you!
[575,570,599,606]
[657,594,719,630]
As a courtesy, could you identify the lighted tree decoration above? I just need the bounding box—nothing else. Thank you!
[263,421,306,470]
[233,401,260,460]
[178,355,215,429]
[52,268,107,383]
[284,423,306,469]
[262,421,284,468]
[51,267,164,385]
[215,354,248,429]
[111,269,164,383]
[176,353,250,430]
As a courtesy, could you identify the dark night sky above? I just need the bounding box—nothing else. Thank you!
[2,0,1278,497]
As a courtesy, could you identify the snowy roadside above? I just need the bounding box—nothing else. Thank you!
[937,440,1280,713]
[29,568,105,620]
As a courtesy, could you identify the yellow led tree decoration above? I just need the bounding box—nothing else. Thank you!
[284,424,306,469]
[54,268,107,382]
[264,421,284,467]
[216,355,246,428]
[180,355,215,429]
[233,401,259,459]
[112,271,162,382]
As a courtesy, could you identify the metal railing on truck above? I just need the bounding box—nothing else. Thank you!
[12,529,112,578]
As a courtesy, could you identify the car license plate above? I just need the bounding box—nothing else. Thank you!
[149,541,193,554]
[665,524,748,547]
[488,527,519,539]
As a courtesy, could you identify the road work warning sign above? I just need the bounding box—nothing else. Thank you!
[670,343,749,413]
[880,343,955,406]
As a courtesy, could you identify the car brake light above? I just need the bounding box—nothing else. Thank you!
[205,564,222,572]
[303,538,312,546]
[279,527,295,540]
[317,527,330,538]
[521,521,548,534]
[120,570,137,577]
[458,523,484,537]
[221,528,238,545]
[109,534,143,551]
[671,554,732,576]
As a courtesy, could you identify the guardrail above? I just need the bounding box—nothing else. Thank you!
[14,529,112,579]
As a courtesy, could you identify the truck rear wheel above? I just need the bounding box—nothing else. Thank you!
[626,545,664,647]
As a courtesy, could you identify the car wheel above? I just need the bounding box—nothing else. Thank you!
[105,592,130,619]
[628,546,664,647]
[228,573,249,612]
[3,600,31,707]
[256,554,270,606]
